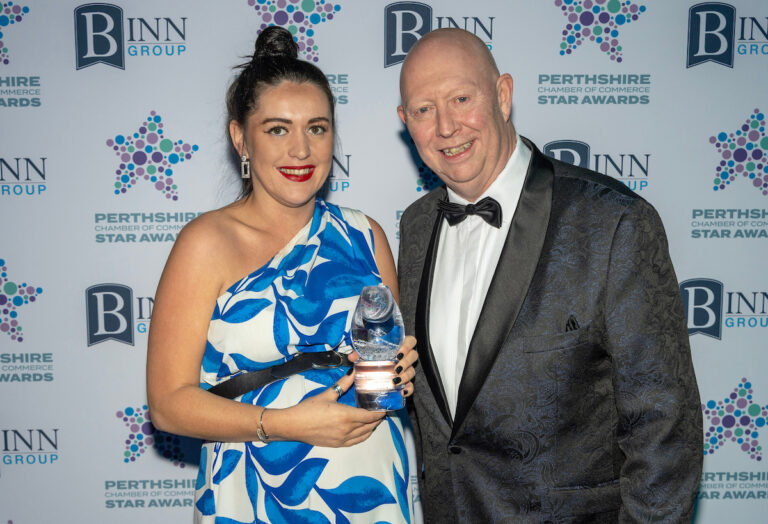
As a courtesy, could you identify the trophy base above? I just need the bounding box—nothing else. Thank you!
[355,389,405,411]
[354,360,405,411]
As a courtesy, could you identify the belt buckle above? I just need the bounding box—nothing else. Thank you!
[311,351,345,369]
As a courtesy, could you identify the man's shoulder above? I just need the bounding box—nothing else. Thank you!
[548,154,641,202]
[401,185,446,223]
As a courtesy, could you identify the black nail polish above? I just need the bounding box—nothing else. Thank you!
[346,367,353,375]
[396,352,404,361]
[395,366,403,374]
[393,377,402,385]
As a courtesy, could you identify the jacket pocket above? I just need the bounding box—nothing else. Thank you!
[520,324,595,354]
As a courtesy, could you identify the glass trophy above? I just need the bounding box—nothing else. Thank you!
[350,284,405,411]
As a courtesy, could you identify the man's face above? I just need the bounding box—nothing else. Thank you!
[398,39,513,202]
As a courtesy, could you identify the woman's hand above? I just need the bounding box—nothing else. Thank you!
[392,335,418,398]
[264,336,418,447]
[264,370,386,447]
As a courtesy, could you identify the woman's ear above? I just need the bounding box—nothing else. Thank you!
[229,120,245,157]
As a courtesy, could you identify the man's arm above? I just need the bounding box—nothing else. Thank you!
[604,199,702,523]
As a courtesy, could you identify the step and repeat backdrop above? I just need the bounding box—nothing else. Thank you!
[1,0,767,522]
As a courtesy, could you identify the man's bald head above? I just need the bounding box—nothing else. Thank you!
[396,28,516,202]
[400,29,500,100]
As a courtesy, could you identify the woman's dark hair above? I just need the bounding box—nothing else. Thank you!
[227,26,334,197]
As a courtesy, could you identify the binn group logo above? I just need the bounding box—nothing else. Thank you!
[384,2,496,67]
[2,427,59,469]
[107,111,198,200]
[0,1,29,65]
[709,108,768,196]
[681,278,768,340]
[74,3,188,70]
[0,258,42,343]
[702,378,766,461]
[687,3,768,68]
[544,139,650,192]
[554,0,647,62]
[246,0,342,63]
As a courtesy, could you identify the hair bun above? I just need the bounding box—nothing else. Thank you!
[253,26,299,61]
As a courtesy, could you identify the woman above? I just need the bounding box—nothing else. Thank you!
[146,26,418,523]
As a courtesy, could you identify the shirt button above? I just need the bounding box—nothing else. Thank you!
[449,446,461,454]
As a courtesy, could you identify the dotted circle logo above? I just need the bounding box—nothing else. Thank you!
[554,0,646,62]
[703,379,766,461]
[106,111,198,200]
[117,405,188,468]
[0,258,42,343]
[0,2,30,65]
[709,109,768,196]
[247,0,342,62]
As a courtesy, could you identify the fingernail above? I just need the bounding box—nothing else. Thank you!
[395,366,403,374]
[396,352,404,361]
[393,377,402,385]
[346,367,353,375]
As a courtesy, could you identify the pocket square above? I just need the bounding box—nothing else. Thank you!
[565,314,580,332]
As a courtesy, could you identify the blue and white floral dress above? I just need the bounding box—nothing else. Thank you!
[194,199,415,523]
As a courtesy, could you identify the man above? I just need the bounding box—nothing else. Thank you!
[396,28,702,523]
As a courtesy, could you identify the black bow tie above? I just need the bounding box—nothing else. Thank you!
[437,196,502,228]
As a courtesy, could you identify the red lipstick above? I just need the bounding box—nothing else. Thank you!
[277,165,315,182]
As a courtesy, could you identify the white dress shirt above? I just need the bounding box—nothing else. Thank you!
[429,136,531,418]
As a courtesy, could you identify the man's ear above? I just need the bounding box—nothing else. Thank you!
[397,105,407,125]
[229,120,245,156]
[496,74,514,121]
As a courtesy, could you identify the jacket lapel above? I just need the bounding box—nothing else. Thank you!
[415,190,454,428]
[452,140,554,437]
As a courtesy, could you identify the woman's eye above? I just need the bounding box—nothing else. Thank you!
[308,125,327,135]
[267,126,287,136]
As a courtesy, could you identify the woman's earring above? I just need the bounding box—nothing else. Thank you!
[240,155,250,179]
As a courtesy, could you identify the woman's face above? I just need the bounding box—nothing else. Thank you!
[232,81,333,209]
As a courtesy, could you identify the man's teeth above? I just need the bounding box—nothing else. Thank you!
[281,168,312,175]
[443,141,472,157]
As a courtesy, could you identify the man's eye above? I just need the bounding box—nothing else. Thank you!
[417,106,430,114]
[456,96,468,103]
[308,125,327,135]
[267,126,287,136]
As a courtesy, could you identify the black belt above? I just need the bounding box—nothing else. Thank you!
[207,350,351,400]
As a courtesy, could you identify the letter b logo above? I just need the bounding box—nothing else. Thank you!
[86,284,134,346]
[384,2,432,67]
[74,3,125,70]
[680,278,723,339]
[543,140,591,169]
[686,3,735,68]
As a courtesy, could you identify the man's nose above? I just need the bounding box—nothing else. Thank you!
[435,108,458,138]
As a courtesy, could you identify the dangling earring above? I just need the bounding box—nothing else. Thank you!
[240,155,250,179]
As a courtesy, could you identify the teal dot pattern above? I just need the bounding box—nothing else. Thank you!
[0,257,43,343]
[554,0,647,62]
[702,379,766,461]
[116,405,189,468]
[246,0,342,63]
[0,2,30,65]
[106,111,199,200]
[709,109,768,196]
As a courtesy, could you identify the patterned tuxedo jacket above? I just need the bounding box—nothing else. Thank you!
[397,138,702,523]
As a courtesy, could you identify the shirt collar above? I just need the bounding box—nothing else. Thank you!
[446,132,531,221]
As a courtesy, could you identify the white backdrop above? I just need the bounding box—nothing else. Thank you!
[1,1,767,522]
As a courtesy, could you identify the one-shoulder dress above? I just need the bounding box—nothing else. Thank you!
[194,199,416,523]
